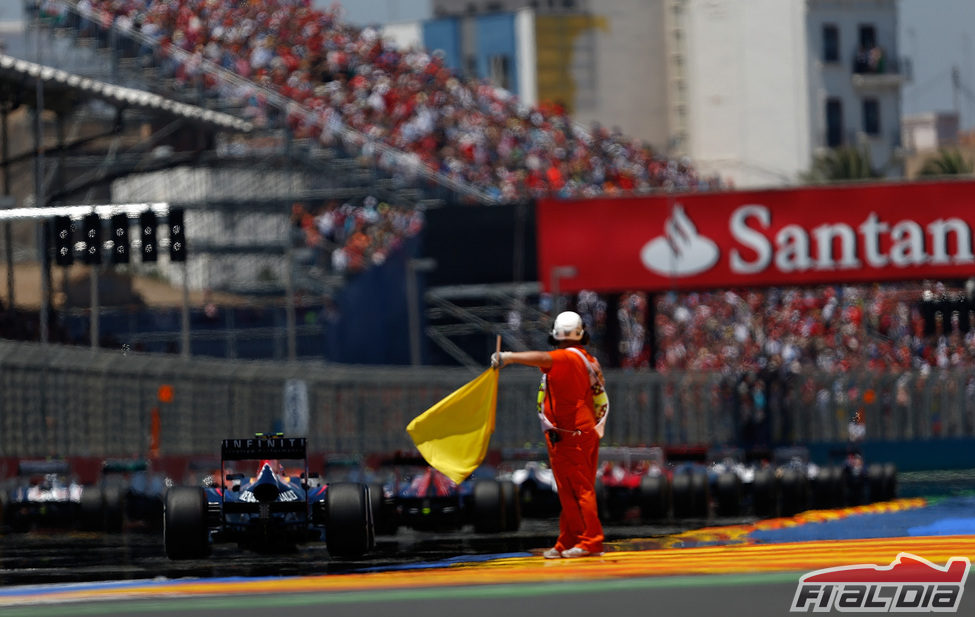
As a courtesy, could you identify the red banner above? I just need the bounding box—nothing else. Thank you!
[537,180,975,293]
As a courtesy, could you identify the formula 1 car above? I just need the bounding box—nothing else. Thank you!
[815,446,897,508]
[496,447,560,519]
[80,458,168,532]
[381,453,519,534]
[596,446,672,522]
[770,445,898,516]
[4,459,84,532]
[163,435,375,559]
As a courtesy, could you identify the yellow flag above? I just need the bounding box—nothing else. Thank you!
[406,368,499,484]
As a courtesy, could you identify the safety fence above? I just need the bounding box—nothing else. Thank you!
[0,340,973,460]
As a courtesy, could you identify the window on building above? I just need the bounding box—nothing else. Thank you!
[489,55,511,90]
[855,24,884,73]
[826,98,843,147]
[822,24,839,63]
[862,98,880,136]
[858,24,877,49]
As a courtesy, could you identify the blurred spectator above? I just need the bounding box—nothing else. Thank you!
[640,282,975,374]
[290,196,424,277]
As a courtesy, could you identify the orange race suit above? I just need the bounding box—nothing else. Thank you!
[540,346,604,555]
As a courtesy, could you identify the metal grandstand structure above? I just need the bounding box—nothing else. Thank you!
[0,0,539,364]
[19,1,449,295]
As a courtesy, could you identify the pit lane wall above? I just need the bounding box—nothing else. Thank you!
[0,340,971,473]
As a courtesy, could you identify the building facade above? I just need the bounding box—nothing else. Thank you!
[403,0,904,188]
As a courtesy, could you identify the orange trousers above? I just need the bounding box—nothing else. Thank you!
[547,429,604,553]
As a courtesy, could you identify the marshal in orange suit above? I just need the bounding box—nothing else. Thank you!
[491,311,605,559]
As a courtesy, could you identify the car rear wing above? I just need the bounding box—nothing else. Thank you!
[102,459,150,474]
[664,445,709,463]
[18,459,71,476]
[221,437,307,461]
[599,446,666,465]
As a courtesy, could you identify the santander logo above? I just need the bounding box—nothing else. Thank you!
[640,203,720,277]
[639,203,975,278]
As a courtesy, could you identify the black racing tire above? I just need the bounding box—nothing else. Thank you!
[778,468,809,516]
[368,482,397,536]
[472,479,505,534]
[866,463,886,503]
[594,477,609,522]
[751,467,778,518]
[845,464,866,506]
[6,503,30,533]
[830,465,848,508]
[163,486,210,559]
[326,482,374,558]
[519,478,559,519]
[831,465,849,507]
[882,463,897,501]
[813,466,843,509]
[671,469,693,518]
[672,468,710,519]
[102,485,125,533]
[639,474,670,521]
[690,467,710,518]
[500,480,521,532]
[79,486,104,531]
[714,471,742,517]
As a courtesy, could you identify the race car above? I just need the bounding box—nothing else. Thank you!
[596,446,672,523]
[496,447,560,519]
[80,458,168,532]
[770,445,898,516]
[4,459,84,532]
[163,435,375,559]
[381,453,519,534]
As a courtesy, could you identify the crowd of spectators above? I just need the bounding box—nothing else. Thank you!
[53,0,723,203]
[32,1,974,382]
[598,281,975,375]
[289,196,424,276]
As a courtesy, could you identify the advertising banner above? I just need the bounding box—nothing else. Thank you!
[537,180,975,293]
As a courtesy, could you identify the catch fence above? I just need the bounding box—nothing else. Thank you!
[0,341,971,459]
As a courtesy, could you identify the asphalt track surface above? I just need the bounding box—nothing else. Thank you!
[2,472,975,617]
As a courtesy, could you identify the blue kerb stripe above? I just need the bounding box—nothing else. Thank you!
[0,576,286,598]
[355,552,533,572]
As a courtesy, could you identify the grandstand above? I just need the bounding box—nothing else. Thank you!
[0,0,967,379]
[0,0,720,365]
[0,1,973,471]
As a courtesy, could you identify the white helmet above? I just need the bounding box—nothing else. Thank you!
[551,311,585,341]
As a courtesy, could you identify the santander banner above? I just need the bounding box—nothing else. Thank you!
[536,180,975,293]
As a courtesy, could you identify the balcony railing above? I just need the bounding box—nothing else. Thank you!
[850,46,904,89]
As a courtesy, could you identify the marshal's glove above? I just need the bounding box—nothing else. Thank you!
[490,351,512,369]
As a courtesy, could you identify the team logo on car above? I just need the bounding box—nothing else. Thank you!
[640,203,719,277]
[791,552,970,612]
